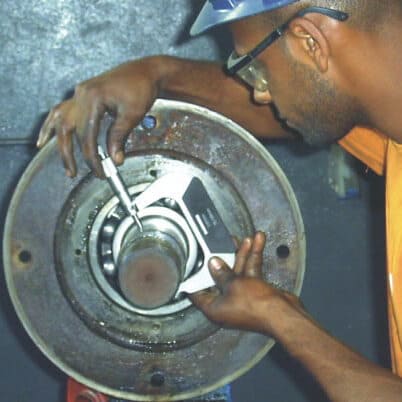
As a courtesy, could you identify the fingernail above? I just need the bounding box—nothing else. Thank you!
[65,169,73,178]
[113,151,124,165]
[209,258,222,270]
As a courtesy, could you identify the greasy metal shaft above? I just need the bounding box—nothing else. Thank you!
[97,146,143,231]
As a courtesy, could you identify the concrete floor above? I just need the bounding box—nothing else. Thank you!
[0,141,389,402]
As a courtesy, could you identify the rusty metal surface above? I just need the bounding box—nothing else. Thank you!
[3,100,305,401]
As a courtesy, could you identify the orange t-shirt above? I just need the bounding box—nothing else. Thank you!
[339,127,402,375]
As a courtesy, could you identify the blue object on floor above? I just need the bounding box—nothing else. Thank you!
[201,384,232,401]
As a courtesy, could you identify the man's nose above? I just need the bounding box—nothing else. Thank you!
[253,88,272,104]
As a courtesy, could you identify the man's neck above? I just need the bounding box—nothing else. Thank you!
[354,22,402,143]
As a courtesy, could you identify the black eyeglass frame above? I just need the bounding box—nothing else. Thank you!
[226,6,349,75]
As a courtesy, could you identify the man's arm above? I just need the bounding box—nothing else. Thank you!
[191,233,402,402]
[37,56,291,177]
[156,56,290,138]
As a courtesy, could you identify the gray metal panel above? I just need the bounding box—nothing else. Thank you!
[0,0,228,141]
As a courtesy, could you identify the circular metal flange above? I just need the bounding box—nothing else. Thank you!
[3,100,305,401]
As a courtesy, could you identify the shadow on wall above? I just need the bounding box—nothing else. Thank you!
[365,170,389,366]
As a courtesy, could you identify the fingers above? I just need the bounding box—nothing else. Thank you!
[233,232,266,277]
[232,236,241,250]
[37,101,79,177]
[188,289,217,309]
[107,112,136,165]
[37,102,72,148]
[57,126,76,177]
[76,101,106,178]
[208,257,235,292]
[37,109,57,148]
[233,237,252,275]
[245,231,266,278]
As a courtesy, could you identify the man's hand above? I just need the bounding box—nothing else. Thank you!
[36,56,291,178]
[192,233,402,401]
[190,231,303,335]
[37,58,161,178]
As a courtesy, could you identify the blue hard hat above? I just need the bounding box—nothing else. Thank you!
[190,0,299,35]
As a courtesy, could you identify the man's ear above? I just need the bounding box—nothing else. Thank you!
[287,17,330,72]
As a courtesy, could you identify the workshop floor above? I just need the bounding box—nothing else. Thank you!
[0,141,389,402]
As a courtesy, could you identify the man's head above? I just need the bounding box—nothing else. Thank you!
[192,0,401,146]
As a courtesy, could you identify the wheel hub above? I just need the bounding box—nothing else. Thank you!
[3,100,306,401]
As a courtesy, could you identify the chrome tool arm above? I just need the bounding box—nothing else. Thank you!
[97,146,143,232]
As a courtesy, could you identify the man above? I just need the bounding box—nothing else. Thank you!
[37,0,402,400]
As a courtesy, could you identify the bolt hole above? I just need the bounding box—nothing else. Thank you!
[150,372,165,387]
[152,322,161,331]
[149,169,158,178]
[18,250,32,264]
[75,249,82,256]
[276,245,290,259]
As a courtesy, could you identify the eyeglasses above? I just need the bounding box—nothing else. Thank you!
[226,6,349,92]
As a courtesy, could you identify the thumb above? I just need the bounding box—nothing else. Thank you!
[107,113,135,165]
[208,257,234,292]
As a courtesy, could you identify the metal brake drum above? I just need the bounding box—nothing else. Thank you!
[3,100,305,401]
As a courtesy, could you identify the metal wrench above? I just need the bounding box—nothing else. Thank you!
[97,146,143,232]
